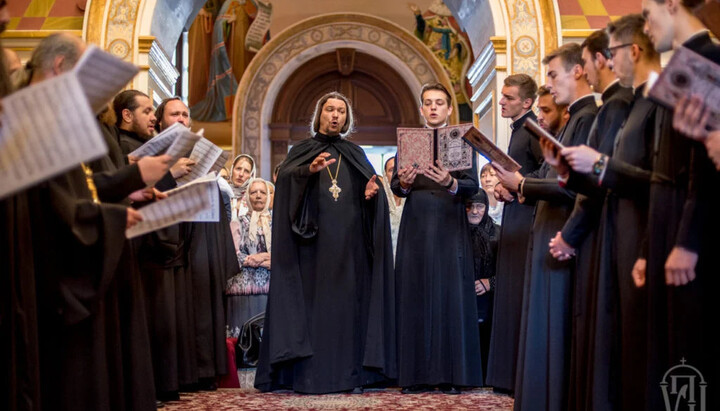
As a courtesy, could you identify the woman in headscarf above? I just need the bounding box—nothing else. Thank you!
[466,190,499,380]
[226,178,272,339]
[230,154,256,221]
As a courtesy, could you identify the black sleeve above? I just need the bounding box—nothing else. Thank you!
[93,163,145,203]
[560,193,605,248]
[453,155,479,199]
[599,157,652,197]
[675,142,715,253]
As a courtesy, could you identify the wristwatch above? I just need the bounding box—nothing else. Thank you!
[592,155,607,176]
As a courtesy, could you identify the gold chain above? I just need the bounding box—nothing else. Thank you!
[81,162,101,204]
[326,154,342,180]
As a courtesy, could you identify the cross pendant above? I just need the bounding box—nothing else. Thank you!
[329,179,342,201]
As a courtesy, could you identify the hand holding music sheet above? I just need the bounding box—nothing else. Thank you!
[0,73,108,200]
[645,46,720,130]
[175,135,230,186]
[73,45,140,114]
[126,174,220,238]
[128,122,201,164]
[523,118,566,151]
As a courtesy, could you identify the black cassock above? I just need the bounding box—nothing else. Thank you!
[644,32,720,411]
[25,165,132,411]
[513,95,597,411]
[255,133,396,394]
[118,128,199,394]
[391,136,482,388]
[1,192,40,411]
[591,84,657,410]
[486,110,543,392]
[559,81,632,411]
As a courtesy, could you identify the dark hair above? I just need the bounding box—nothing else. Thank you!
[537,85,551,97]
[310,91,355,137]
[503,74,538,103]
[581,29,611,60]
[384,156,396,173]
[0,41,11,98]
[466,190,497,279]
[419,82,453,106]
[542,43,584,72]
[607,14,659,62]
[113,90,149,127]
[154,97,184,132]
[480,163,495,176]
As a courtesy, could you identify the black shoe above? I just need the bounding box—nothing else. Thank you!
[156,400,165,409]
[198,378,218,391]
[401,384,430,394]
[439,384,461,395]
[351,386,364,394]
[157,391,180,402]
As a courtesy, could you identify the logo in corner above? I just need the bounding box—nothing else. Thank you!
[661,358,707,411]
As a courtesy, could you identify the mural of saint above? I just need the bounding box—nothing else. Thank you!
[409,0,474,122]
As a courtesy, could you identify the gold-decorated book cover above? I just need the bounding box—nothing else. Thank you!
[396,125,474,172]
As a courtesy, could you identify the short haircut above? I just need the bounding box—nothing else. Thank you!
[649,0,703,9]
[419,82,453,106]
[503,74,538,103]
[537,85,551,97]
[581,29,611,60]
[542,43,584,72]
[154,97,186,132]
[384,156,396,171]
[310,91,355,137]
[480,163,495,176]
[113,90,150,127]
[607,14,659,62]
[28,33,82,77]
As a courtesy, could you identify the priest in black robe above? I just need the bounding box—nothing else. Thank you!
[255,92,396,394]
[542,30,632,411]
[154,97,234,389]
[392,83,481,393]
[485,74,543,394]
[494,44,598,411]
[641,3,720,409]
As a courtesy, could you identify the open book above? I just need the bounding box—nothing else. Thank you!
[396,125,476,172]
[74,45,140,114]
[645,46,720,131]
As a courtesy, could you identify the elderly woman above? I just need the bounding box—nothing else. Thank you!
[230,154,256,221]
[226,178,272,339]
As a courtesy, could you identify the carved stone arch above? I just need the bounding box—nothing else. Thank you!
[232,13,456,178]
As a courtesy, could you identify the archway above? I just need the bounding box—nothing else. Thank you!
[231,13,456,177]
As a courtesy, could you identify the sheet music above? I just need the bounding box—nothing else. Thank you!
[175,137,229,186]
[163,173,220,222]
[126,175,219,238]
[73,45,140,114]
[0,73,108,200]
[128,122,200,164]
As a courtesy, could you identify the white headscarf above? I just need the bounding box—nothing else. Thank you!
[230,154,256,220]
[245,178,272,252]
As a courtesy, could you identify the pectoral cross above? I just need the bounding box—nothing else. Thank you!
[329,179,342,201]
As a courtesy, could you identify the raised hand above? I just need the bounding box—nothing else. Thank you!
[540,137,569,177]
[425,160,453,188]
[170,157,197,179]
[673,94,711,141]
[309,152,336,173]
[492,162,522,192]
[365,175,380,200]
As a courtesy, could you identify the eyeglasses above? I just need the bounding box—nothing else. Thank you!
[607,43,643,58]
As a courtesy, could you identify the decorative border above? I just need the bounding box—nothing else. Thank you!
[232,13,457,166]
[505,0,542,82]
[104,0,141,61]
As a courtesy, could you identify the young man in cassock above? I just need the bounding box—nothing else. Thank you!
[540,29,633,411]
[485,74,543,394]
[552,15,662,410]
[392,83,482,394]
[254,92,396,394]
[155,97,237,391]
[114,90,202,401]
[18,33,157,411]
[494,43,598,411]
